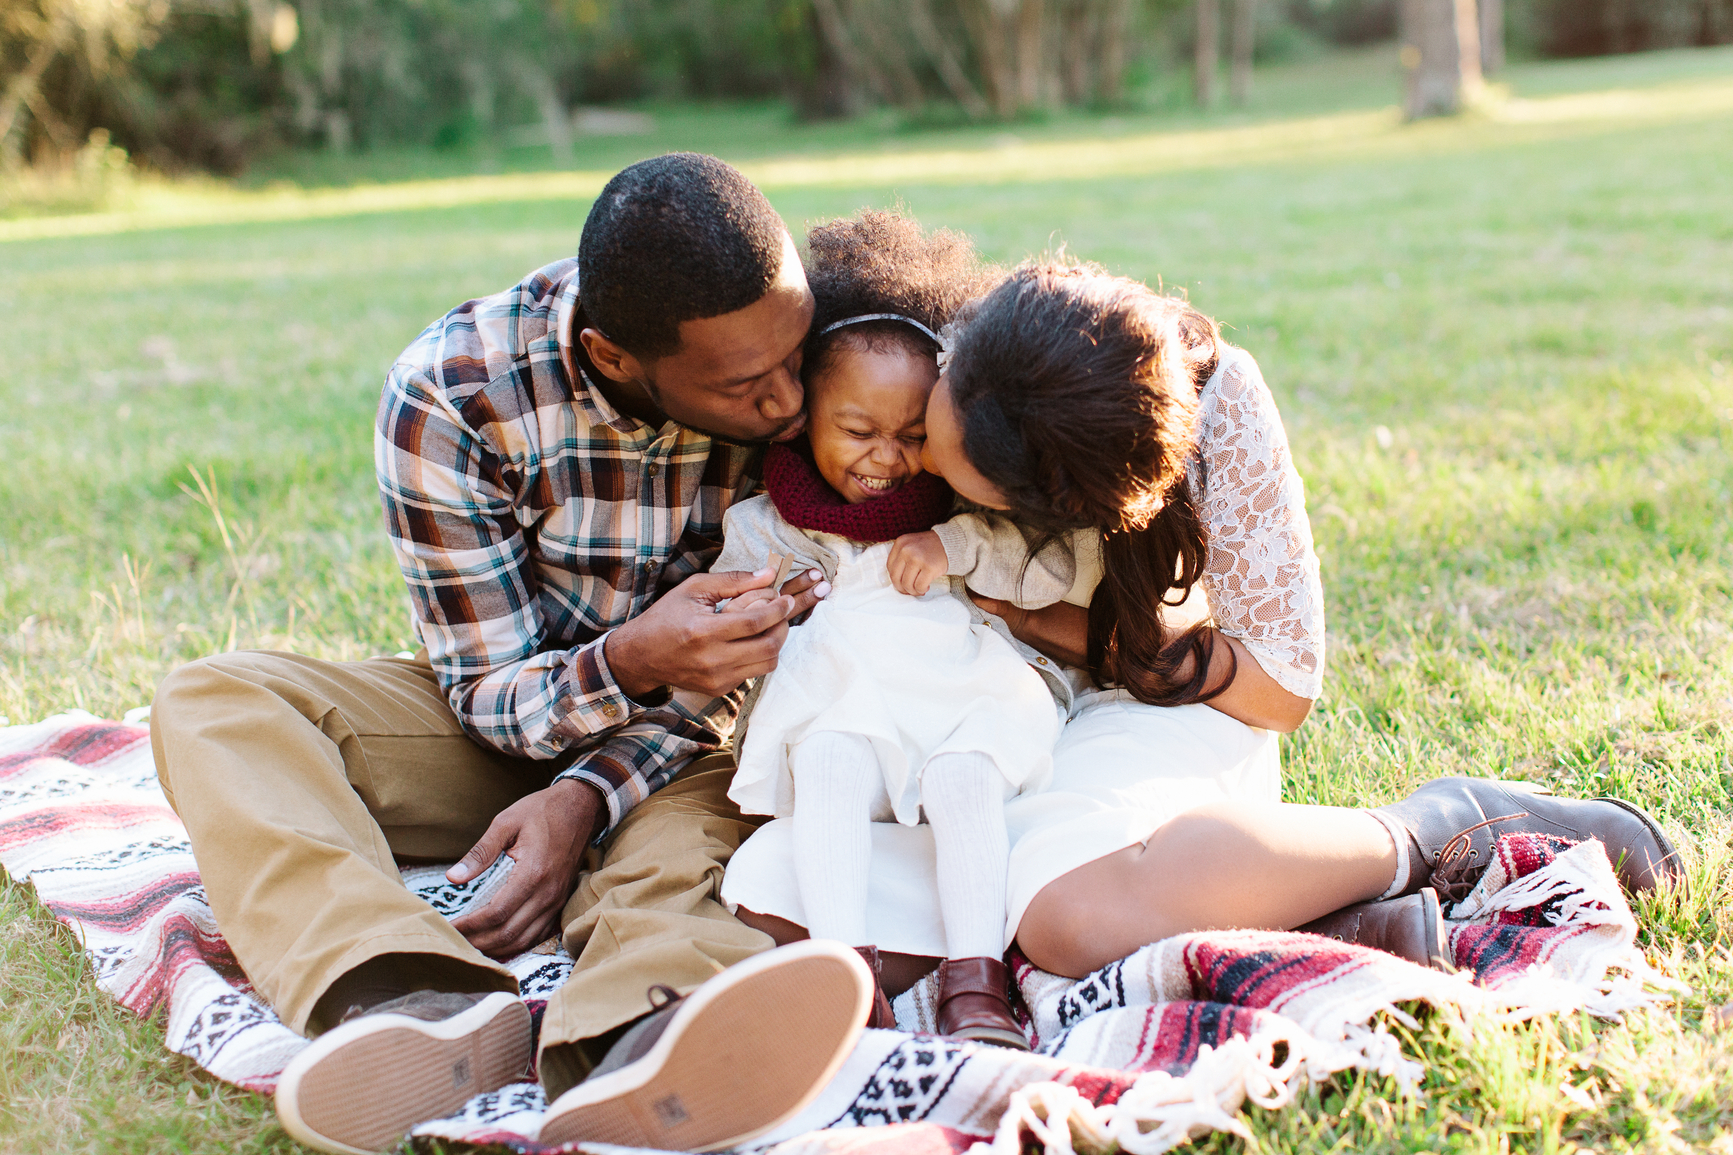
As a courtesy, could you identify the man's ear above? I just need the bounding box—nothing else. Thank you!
[578,327,644,385]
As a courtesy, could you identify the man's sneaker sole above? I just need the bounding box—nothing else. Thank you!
[538,941,872,1152]
[275,991,532,1155]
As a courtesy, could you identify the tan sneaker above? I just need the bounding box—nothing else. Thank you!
[275,990,532,1155]
[538,941,873,1152]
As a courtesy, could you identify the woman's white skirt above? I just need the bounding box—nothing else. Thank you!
[721,688,1281,957]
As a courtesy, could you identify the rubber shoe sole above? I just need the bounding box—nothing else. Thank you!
[275,991,532,1155]
[538,941,873,1152]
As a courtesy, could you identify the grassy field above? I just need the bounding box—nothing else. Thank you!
[3,41,1732,1154]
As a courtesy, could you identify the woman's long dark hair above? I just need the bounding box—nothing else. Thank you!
[945,259,1234,705]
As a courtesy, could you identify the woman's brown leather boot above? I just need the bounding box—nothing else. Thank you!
[935,957,1028,1050]
[854,946,898,1029]
[1295,887,1453,970]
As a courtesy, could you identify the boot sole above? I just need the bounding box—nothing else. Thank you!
[275,991,532,1155]
[950,1025,1032,1050]
[538,941,872,1152]
[1417,887,1454,972]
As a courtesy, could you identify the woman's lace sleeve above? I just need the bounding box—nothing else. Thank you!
[1192,348,1325,701]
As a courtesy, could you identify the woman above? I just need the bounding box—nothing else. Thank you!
[730,251,1680,995]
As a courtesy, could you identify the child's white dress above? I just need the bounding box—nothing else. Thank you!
[725,530,1061,827]
[720,346,1320,956]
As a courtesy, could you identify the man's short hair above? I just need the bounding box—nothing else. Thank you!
[578,153,788,360]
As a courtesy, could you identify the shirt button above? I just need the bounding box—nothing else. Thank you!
[647,464,661,477]
[1036,657,1049,665]
[601,703,621,719]
[642,559,660,573]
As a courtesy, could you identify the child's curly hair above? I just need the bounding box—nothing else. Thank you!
[802,208,1002,382]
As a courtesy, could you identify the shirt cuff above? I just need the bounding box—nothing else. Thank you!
[932,519,973,576]
[553,748,686,841]
[555,631,640,733]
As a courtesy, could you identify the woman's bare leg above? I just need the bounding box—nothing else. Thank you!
[1016,801,1397,977]
[736,908,941,997]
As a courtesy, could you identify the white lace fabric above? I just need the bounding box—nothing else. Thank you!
[1187,347,1325,701]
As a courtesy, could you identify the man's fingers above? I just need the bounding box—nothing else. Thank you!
[447,823,509,884]
[684,568,776,601]
[464,881,563,956]
[704,593,801,640]
[721,588,779,612]
[451,849,541,934]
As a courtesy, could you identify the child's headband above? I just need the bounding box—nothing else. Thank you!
[817,313,942,345]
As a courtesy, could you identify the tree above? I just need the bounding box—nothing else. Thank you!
[1194,0,1218,106]
[0,0,164,167]
[1399,0,1482,119]
[1479,0,1503,73]
[1229,0,1255,105]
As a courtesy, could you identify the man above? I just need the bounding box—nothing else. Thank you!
[151,153,872,1155]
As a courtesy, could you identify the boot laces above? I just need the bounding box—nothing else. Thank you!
[1428,812,1528,902]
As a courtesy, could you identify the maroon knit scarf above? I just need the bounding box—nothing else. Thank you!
[762,442,954,543]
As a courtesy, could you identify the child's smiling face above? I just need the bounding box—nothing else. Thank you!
[806,343,938,504]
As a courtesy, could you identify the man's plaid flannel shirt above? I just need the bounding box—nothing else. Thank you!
[375,258,761,837]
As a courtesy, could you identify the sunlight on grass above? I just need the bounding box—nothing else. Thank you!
[1,42,1729,1155]
[5,68,1733,244]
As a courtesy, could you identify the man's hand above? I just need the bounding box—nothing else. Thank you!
[448,777,603,958]
[605,568,829,699]
[888,531,949,596]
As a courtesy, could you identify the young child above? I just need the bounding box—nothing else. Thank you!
[713,212,1082,1048]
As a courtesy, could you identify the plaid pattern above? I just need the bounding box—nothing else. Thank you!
[376,258,760,832]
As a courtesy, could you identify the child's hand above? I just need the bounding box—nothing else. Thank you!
[888,531,949,596]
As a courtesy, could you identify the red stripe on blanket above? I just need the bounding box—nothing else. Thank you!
[45,871,202,933]
[1184,934,1376,1008]
[1140,1001,1271,1075]
[0,724,149,777]
[114,912,250,1016]
[0,802,180,851]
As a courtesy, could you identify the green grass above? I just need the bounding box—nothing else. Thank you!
[3,41,1732,1155]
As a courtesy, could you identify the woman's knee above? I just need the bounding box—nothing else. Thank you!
[1016,856,1143,977]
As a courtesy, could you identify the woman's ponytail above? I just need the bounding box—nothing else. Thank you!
[948,258,1234,707]
[1086,480,1235,704]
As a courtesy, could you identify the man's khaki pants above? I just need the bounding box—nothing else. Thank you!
[150,649,774,1092]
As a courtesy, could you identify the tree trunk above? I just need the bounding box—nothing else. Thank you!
[797,1,863,118]
[907,0,990,117]
[854,0,927,108]
[1194,0,1219,107]
[1454,0,1483,96]
[1059,0,1095,106]
[1014,0,1048,111]
[1478,0,1504,73]
[1399,0,1480,119]
[810,0,887,108]
[528,70,573,165]
[1229,0,1256,105]
[959,0,1018,117]
[1098,0,1133,103]
[0,10,74,163]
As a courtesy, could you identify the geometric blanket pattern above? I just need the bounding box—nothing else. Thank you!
[0,711,1680,1154]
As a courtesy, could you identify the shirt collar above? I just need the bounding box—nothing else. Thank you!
[556,270,665,439]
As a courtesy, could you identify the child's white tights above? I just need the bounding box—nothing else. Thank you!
[790,732,1008,961]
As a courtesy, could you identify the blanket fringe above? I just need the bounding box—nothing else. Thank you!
[982,1028,1313,1155]
[1451,840,1684,1018]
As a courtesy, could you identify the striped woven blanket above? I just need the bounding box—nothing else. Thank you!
[0,711,1678,1154]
